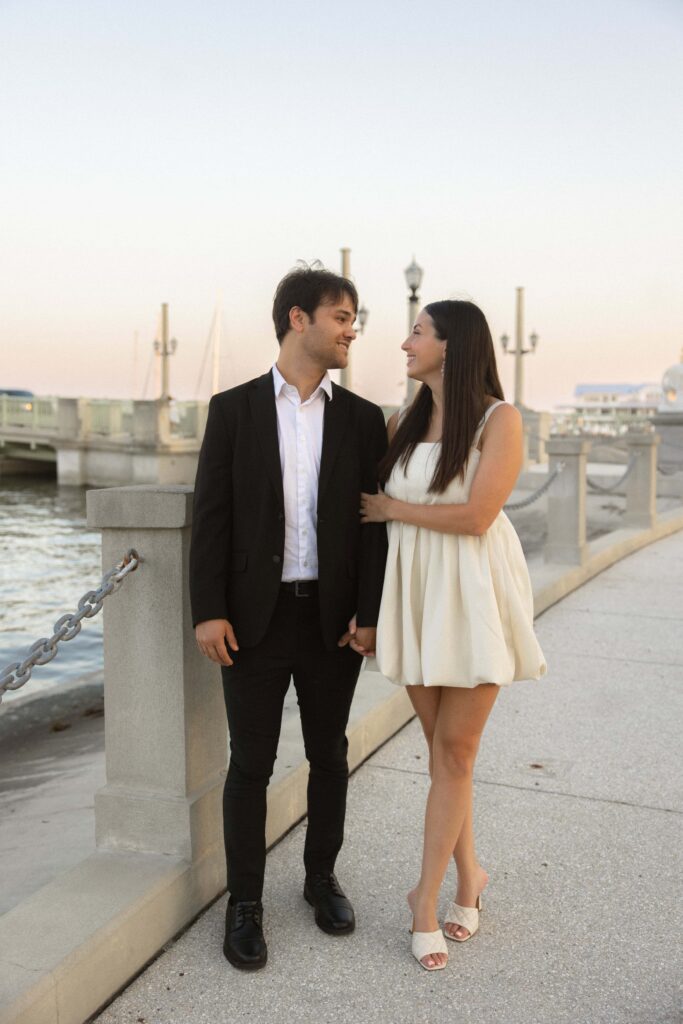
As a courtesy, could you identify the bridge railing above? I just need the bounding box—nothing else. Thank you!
[83,400,132,438]
[0,396,208,445]
[172,401,205,439]
[0,394,59,432]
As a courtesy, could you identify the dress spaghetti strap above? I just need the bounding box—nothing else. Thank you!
[473,400,507,448]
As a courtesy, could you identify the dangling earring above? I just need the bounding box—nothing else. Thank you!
[441,351,446,376]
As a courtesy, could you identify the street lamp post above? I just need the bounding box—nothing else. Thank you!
[404,257,423,402]
[154,303,178,401]
[500,287,539,409]
[339,247,369,391]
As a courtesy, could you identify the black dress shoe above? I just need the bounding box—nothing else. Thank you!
[304,872,355,935]
[223,898,267,970]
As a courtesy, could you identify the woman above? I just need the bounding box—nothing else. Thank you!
[360,300,546,971]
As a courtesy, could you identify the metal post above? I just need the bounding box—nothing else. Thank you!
[406,293,420,402]
[211,298,221,396]
[340,248,351,390]
[160,304,170,401]
[514,286,524,408]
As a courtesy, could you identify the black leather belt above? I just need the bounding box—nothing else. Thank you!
[280,580,318,597]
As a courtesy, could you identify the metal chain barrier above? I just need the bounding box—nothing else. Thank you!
[586,456,637,494]
[0,549,141,705]
[504,461,565,511]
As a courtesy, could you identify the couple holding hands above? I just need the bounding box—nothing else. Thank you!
[190,264,545,973]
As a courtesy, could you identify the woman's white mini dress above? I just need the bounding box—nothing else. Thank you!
[375,401,547,688]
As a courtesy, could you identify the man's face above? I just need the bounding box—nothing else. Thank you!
[300,295,357,370]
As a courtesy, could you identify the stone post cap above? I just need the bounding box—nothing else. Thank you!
[87,485,194,529]
[625,429,660,447]
[545,434,591,455]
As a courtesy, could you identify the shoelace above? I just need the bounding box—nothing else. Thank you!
[310,873,344,898]
[234,902,262,928]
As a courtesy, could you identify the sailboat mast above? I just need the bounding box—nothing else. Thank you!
[211,298,221,395]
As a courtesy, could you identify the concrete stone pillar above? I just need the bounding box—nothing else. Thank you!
[56,447,86,485]
[157,399,172,444]
[57,398,83,442]
[132,401,160,444]
[624,430,660,528]
[544,435,590,565]
[133,400,172,445]
[195,402,210,444]
[520,419,532,471]
[86,485,227,866]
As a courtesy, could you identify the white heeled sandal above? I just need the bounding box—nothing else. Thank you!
[444,894,482,942]
[411,928,449,971]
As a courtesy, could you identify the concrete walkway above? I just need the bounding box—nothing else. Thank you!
[92,531,683,1024]
[3,491,681,916]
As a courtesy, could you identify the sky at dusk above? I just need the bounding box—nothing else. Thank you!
[1,0,682,411]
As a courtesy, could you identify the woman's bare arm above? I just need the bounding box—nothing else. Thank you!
[360,404,522,536]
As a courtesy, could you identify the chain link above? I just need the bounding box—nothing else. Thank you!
[586,456,637,494]
[504,462,566,511]
[0,549,141,704]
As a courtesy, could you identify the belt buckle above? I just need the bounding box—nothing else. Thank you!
[294,580,309,598]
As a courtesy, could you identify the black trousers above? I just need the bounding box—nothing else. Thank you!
[221,587,363,901]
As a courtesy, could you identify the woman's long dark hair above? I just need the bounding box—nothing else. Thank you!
[378,300,504,493]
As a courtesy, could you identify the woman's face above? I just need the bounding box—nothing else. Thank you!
[402,310,445,382]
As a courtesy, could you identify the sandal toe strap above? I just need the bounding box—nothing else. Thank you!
[444,901,479,934]
[411,929,448,961]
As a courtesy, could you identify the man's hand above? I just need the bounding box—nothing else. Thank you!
[353,626,376,657]
[195,618,239,666]
[338,615,376,657]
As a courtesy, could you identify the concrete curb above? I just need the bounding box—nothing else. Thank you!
[1,509,682,1024]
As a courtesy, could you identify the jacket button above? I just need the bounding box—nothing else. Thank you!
[272,554,281,564]
[277,512,284,522]
[318,517,325,524]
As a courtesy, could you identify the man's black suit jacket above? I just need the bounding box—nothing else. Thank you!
[189,371,389,652]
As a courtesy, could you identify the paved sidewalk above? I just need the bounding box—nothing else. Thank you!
[93,531,683,1024]
[3,492,680,916]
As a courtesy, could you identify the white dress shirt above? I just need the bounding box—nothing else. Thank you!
[271,364,332,582]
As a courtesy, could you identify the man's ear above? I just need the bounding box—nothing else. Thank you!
[288,306,308,334]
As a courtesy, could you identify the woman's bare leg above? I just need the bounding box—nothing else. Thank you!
[448,805,489,939]
[410,683,499,965]
[407,686,488,940]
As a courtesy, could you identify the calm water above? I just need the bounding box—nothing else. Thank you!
[0,478,103,701]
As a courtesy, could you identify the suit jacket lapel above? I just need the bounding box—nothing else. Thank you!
[248,372,284,510]
[318,383,350,502]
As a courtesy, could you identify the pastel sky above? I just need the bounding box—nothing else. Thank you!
[1,0,681,411]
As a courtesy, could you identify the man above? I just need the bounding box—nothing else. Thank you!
[190,265,388,970]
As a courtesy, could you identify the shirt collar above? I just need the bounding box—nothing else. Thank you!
[271,364,333,401]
